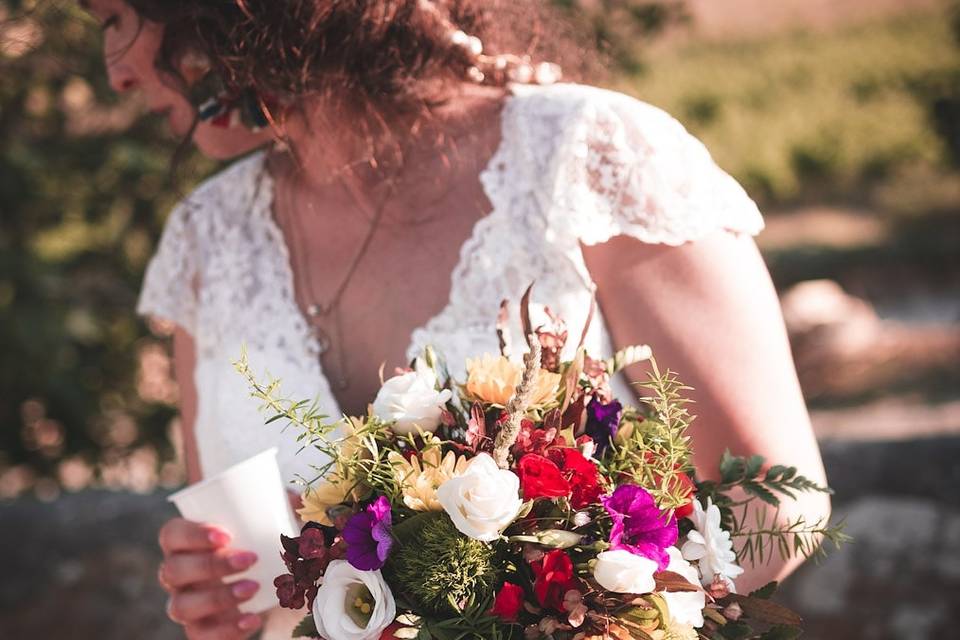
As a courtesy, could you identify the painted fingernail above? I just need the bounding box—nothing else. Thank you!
[228,551,258,571]
[232,580,259,600]
[207,528,231,547]
[237,614,262,631]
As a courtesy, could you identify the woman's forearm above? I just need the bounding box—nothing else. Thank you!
[173,326,203,484]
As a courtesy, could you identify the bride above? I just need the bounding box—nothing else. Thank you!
[80,0,830,638]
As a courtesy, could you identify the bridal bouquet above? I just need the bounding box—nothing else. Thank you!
[236,292,845,640]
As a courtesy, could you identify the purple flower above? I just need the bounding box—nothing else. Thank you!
[343,496,394,571]
[601,484,678,571]
[586,397,622,455]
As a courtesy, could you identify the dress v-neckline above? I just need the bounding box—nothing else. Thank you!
[254,89,520,417]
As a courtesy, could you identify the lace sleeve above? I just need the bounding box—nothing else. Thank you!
[136,199,199,334]
[554,88,764,247]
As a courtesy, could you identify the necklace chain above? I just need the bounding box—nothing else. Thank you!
[279,164,398,391]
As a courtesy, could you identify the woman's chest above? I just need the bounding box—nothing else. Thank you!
[282,181,494,413]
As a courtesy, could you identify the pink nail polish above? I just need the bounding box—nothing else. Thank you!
[207,528,231,547]
[228,551,258,571]
[237,614,261,631]
[231,580,259,600]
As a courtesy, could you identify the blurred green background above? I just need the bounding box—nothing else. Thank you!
[1,0,959,638]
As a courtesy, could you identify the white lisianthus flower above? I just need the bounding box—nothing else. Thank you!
[436,453,523,542]
[681,498,744,590]
[661,547,706,627]
[312,560,396,640]
[592,549,658,594]
[372,358,452,436]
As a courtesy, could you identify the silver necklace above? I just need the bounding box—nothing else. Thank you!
[280,170,398,391]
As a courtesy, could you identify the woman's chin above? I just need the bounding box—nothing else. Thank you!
[192,123,273,160]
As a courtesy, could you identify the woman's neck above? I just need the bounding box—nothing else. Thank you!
[271,83,509,199]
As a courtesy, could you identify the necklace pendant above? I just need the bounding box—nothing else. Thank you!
[315,329,331,354]
[307,303,322,318]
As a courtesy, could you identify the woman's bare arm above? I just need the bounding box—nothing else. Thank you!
[173,326,203,484]
[582,230,831,592]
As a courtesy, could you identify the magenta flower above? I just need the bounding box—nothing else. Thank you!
[601,484,677,571]
[343,496,394,571]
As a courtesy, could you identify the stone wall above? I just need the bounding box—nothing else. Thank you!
[1,438,958,640]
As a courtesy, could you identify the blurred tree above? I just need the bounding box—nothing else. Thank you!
[551,0,688,73]
[0,0,214,496]
[908,1,960,166]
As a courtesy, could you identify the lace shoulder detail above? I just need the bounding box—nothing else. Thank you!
[136,152,267,334]
[550,85,764,247]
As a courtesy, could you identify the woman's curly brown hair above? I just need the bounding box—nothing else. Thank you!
[123,0,598,121]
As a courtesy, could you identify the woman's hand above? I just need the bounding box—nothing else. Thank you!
[158,517,264,639]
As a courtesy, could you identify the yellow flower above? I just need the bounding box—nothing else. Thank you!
[296,419,372,526]
[388,442,469,511]
[297,474,370,526]
[464,354,561,407]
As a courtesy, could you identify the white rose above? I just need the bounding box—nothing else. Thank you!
[593,549,658,594]
[372,358,452,436]
[435,453,523,542]
[662,547,706,628]
[312,560,396,640]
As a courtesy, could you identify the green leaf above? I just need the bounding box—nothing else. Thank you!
[719,450,745,484]
[765,465,788,481]
[745,454,765,478]
[292,614,319,638]
[759,625,804,640]
[743,480,780,507]
[718,621,753,640]
[749,581,779,599]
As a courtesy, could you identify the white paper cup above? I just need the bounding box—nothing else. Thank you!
[167,447,298,614]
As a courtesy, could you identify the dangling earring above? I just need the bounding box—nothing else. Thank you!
[179,49,271,131]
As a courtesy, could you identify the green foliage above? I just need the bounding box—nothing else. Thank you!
[604,358,694,511]
[698,451,850,567]
[385,511,498,617]
[550,0,687,73]
[0,0,216,492]
[292,614,319,639]
[618,9,959,206]
[234,352,405,496]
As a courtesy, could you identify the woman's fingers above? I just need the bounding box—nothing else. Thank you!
[184,611,263,640]
[159,517,231,555]
[167,579,260,624]
[159,548,258,590]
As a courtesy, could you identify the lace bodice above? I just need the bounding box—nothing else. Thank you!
[138,81,764,487]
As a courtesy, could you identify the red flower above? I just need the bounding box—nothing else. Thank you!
[517,454,570,501]
[531,550,578,611]
[512,418,563,458]
[491,582,525,621]
[548,447,602,509]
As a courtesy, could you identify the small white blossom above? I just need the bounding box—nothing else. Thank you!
[372,358,452,436]
[593,549,658,594]
[680,498,744,590]
[661,547,706,628]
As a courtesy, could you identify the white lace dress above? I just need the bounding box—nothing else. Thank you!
[137,82,763,637]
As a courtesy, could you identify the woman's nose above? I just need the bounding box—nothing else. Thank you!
[107,62,139,94]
